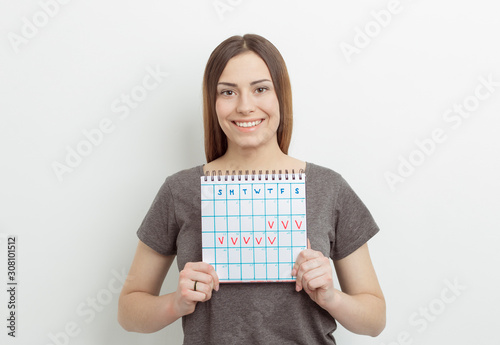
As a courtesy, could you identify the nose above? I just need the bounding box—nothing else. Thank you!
[236,92,255,115]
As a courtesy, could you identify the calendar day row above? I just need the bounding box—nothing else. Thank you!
[208,262,297,282]
[201,199,306,216]
[200,183,306,200]
[203,246,303,266]
[201,231,306,248]
[202,216,307,232]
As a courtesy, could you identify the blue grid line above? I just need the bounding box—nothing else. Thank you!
[238,184,242,281]
[213,185,216,269]
[264,183,267,280]
[251,183,255,280]
[225,185,229,275]
[289,182,293,262]
[276,182,280,280]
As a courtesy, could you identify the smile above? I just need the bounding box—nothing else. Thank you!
[234,120,263,128]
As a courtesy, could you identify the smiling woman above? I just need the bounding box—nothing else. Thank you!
[202,34,293,168]
[118,34,386,345]
[212,52,281,163]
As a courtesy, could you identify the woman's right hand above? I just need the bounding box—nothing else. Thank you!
[174,262,220,316]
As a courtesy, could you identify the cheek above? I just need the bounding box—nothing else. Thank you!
[262,96,280,122]
[215,100,233,123]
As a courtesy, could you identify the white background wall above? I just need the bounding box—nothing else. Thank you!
[1,0,499,344]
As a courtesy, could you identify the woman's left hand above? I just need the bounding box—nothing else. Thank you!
[292,239,336,310]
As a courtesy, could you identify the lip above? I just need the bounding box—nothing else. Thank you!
[232,119,264,131]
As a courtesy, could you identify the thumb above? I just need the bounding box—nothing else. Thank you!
[307,238,311,249]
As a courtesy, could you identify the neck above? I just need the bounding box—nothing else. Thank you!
[218,142,288,172]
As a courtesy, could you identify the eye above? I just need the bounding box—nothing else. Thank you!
[220,90,235,96]
[255,87,268,94]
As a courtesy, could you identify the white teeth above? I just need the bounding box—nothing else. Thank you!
[235,120,262,128]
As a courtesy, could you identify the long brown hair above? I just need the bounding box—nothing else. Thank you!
[202,34,293,163]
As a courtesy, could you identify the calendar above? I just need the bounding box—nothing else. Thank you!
[201,171,307,283]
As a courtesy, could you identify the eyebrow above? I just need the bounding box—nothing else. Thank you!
[217,79,272,87]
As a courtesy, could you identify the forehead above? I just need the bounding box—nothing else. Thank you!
[218,51,272,83]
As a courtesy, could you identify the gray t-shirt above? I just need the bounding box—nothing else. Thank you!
[137,162,379,344]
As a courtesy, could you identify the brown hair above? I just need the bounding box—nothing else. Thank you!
[202,34,293,163]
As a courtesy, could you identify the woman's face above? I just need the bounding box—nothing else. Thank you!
[215,51,280,152]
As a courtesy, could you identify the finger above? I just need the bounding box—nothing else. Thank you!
[307,238,311,249]
[295,259,322,291]
[292,250,312,287]
[182,286,208,303]
[305,274,332,292]
[181,276,216,302]
[294,255,328,292]
[301,264,332,290]
[182,272,219,298]
[198,262,219,291]
[186,271,214,287]
[208,265,220,292]
[184,262,220,291]
[191,280,214,301]
[292,249,322,276]
[196,263,220,292]
[184,261,216,274]
[295,249,322,266]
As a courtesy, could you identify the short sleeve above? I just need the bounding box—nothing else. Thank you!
[330,177,380,261]
[137,179,179,256]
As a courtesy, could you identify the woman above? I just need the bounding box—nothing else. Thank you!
[118,34,385,344]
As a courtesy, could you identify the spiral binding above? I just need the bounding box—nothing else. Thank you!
[203,169,305,182]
